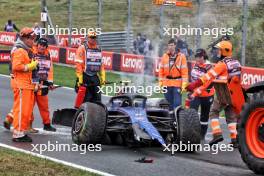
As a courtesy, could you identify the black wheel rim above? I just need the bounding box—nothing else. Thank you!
[73,111,85,134]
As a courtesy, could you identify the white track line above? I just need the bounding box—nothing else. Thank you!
[0,73,10,78]
[0,143,115,176]
[0,74,75,90]
[0,126,72,136]
[0,74,113,97]
[33,128,71,136]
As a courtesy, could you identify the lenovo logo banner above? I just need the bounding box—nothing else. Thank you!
[66,47,77,65]
[102,51,113,70]
[48,45,60,63]
[0,51,10,62]
[153,57,162,76]
[120,53,144,73]
[241,66,264,89]
[0,32,16,46]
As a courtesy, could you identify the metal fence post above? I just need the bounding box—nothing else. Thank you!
[68,0,72,47]
[195,0,202,51]
[98,0,102,45]
[41,0,47,28]
[241,0,248,66]
[127,0,132,53]
[159,5,164,56]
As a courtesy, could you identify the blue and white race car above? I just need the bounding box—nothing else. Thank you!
[52,94,201,147]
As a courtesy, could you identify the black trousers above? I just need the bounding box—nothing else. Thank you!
[190,95,214,138]
[83,73,101,103]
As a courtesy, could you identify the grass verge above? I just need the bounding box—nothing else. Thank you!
[0,147,98,176]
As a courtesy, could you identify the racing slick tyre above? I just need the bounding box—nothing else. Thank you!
[239,99,264,175]
[72,102,107,145]
[175,107,201,151]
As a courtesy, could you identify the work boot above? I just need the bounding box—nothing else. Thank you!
[28,122,39,133]
[28,127,39,133]
[43,124,56,132]
[3,120,11,130]
[200,134,206,142]
[230,138,239,148]
[201,128,207,140]
[209,134,224,146]
[12,135,32,142]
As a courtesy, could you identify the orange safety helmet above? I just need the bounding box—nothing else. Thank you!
[20,27,36,38]
[215,40,232,57]
[87,31,97,38]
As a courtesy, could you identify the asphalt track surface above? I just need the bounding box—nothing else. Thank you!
[0,75,257,176]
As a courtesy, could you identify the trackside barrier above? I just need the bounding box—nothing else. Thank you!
[56,31,133,53]
[0,31,264,89]
[0,32,17,46]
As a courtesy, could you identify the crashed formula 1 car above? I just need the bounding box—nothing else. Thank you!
[52,93,201,148]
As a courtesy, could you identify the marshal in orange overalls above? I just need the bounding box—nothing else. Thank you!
[11,27,38,141]
[186,41,244,147]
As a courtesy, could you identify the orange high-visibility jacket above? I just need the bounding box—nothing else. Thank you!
[10,47,16,89]
[32,46,54,82]
[191,63,215,97]
[12,48,35,90]
[75,43,105,76]
[159,52,188,87]
[195,57,244,114]
[194,57,241,97]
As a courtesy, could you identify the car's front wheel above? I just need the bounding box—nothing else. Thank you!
[72,102,107,145]
[174,107,201,152]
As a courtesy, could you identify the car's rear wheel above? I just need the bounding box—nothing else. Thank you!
[239,99,264,175]
[72,102,107,145]
[175,107,201,152]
